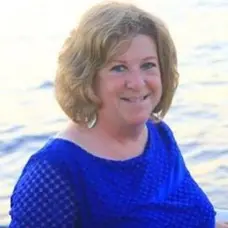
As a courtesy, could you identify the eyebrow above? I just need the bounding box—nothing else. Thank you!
[111,56,158,64]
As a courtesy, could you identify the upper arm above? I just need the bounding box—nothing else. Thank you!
[9,157,78,228]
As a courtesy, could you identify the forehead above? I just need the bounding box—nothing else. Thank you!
[110,34,158,62]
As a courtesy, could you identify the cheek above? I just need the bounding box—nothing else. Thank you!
[148,76,162,90]
[97,78,124,103]
[105,77,125,93]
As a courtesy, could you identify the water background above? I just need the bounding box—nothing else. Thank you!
[0,0,228,225]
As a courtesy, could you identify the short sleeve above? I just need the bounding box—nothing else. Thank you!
[9,157,78,228]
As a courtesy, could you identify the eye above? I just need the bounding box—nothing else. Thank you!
[110,65,127,72]
[141,62,156,70]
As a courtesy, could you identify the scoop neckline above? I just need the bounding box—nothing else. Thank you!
[51,121,154,165]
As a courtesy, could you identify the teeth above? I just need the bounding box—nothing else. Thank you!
[121,96,144,102]
[121,94,149,102]
[128,97,144,102]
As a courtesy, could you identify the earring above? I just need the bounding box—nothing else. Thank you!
[87,114,97,129]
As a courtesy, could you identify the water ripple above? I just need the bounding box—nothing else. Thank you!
[0,125,24,134]
[196,0,228,8]
[1,0,228,226]
[0,133,53,156]
[37,80,54,90]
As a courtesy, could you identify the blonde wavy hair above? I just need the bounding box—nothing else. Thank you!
[55,1,179,125]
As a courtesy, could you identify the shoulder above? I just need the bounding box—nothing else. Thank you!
[148,119,187,165]
[154,120,175,137]
[19,138,78,185]
[148,119,177,148]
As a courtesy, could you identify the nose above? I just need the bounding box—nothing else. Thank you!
[125,70,146,91]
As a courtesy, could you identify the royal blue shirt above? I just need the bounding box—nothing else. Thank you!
[9,120,216,227]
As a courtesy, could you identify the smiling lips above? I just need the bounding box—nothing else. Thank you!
[120,94,150,102]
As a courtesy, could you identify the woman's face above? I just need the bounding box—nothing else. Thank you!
[95,34,162,126]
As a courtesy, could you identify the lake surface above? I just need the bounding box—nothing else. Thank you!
[0,0,227,225]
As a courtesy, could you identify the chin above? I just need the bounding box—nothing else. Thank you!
[125,114,150,126]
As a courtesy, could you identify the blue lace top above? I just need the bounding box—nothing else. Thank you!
[9,120,216,227]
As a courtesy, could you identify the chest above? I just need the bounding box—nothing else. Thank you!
[76,164,215,228]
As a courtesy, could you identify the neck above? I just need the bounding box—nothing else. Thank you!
[93,117,147,144]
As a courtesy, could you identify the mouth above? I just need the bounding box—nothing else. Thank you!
[120,94,150,102]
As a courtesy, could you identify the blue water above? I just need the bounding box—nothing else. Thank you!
[0,0,228,226]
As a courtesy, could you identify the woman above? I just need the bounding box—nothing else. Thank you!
[9,1,226,227]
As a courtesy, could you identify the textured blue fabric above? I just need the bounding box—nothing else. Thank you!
[9,120,216,227]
